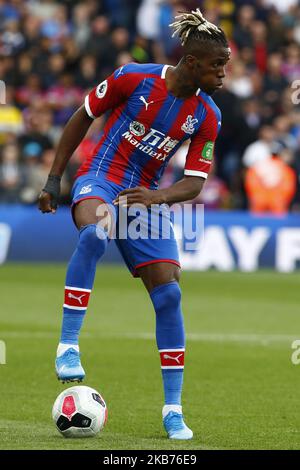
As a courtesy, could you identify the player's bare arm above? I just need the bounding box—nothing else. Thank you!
[38,105,93,213]
[113,176,204,207]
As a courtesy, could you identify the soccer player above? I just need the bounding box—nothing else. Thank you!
[39,9,230,440]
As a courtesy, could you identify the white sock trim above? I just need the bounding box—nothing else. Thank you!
[162,404,182,418]
[57,343,79,357]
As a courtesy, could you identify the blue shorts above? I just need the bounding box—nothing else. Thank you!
[71,175,180,277]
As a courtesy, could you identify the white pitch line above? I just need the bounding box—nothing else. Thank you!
[0,331,298,345]
[0,331,92,339]
[118,332,299,345]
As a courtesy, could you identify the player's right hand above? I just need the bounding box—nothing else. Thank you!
[38,190,57,213]
[38,175,61,213]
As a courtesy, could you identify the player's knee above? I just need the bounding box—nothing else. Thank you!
[151,282,182,331]
[78,223,108,259]
[151,281,181,312]
[164,281,181,310]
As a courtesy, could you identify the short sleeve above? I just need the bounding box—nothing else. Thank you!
[84,64,142,119]
[184,102,221,179]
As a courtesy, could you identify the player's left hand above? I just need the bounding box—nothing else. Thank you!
[113,187,160,208]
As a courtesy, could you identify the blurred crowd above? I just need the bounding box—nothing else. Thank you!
[0,0,299,214]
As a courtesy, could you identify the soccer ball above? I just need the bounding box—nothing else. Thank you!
[52,385,107,438]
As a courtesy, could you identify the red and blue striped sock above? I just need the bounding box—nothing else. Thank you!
[60,224,107,346]
[150,281,185,406]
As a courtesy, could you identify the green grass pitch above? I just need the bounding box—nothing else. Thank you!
[0,264,300,450]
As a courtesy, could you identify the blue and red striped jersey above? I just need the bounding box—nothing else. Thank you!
[77,63,221,189]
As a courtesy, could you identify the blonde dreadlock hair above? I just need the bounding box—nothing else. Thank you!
[170,8,228,49]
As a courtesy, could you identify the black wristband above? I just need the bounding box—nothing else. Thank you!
[43,175,61,209]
